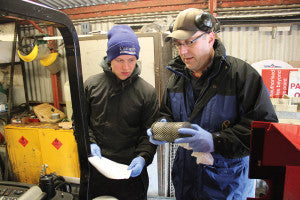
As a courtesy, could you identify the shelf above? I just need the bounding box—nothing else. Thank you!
[0,111,8,118]
[276,111,300,119]
[0,62,21,68]
[276,111,300,125]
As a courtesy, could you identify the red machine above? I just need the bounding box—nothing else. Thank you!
[248,122,300,200]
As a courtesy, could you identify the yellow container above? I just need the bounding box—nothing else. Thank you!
[5,126,42,184]
[39,129,80,177]
[4,123,80,184]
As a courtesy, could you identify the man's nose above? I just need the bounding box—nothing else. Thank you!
[178,44,189,54]
[122,61,130,69]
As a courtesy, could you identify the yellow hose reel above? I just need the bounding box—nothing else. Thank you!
[17,44,51,62]
[17,44,39,62]
[40,52,62,74]
[40,52,58,66]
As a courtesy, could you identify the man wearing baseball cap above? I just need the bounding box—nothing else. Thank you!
[148,8,278,199]
[85,25,159,199]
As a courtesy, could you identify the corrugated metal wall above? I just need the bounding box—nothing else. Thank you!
[36,0,137,10]
[219,24,300,65]
[19,20,300,104]
[19,25,69,104]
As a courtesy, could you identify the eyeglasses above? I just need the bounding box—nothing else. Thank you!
[173,32,207,48]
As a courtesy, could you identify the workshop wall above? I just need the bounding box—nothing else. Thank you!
[11,23,300,107]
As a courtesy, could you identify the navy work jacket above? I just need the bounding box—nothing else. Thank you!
[160,40,278,199]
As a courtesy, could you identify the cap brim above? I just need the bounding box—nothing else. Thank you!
[165,30,196,42]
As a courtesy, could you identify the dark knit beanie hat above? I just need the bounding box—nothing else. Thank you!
[106,25,140,62]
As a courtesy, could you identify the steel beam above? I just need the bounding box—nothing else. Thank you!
[60,0,300,20]
[62,0,208,20]
[218,0,300,8]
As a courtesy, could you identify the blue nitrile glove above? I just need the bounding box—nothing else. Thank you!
[147,118,167,145]
[174,124,214,153]
[90,143,101,158]
[127,156,145,177]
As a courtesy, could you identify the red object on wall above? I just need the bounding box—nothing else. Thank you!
[248,122,300,200]
[261,69,298,98]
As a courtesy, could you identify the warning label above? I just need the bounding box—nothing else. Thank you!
[52,138,62,150]
[19,136,28,147]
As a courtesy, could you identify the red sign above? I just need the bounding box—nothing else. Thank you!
[262,69,298,98]
[288,71,300,97]
[19,136,28,147]
[52,138,62,150]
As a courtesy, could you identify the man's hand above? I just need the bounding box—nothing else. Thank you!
[174,124,214,153]
[90,143,102,158]
[128,156,145,177]
[147,118,168,145]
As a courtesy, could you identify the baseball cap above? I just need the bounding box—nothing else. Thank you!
[165,8,205,42]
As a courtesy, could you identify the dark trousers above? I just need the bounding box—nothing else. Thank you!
[89,166,148,200]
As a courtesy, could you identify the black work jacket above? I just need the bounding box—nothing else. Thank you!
[84,57,159,165]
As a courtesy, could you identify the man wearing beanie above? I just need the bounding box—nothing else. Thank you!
[84,25,159,199]
[147,8,278,200]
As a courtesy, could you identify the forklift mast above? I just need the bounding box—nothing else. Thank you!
[0,0,91,199]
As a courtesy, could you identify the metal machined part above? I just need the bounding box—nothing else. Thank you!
[151,122,192,142]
